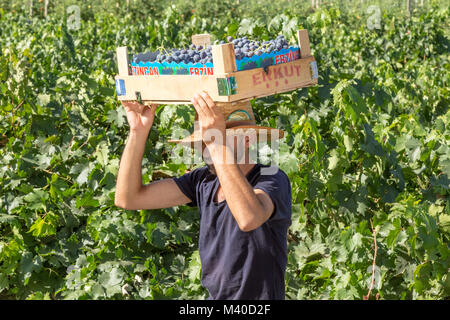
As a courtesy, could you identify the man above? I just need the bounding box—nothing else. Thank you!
[115,92,292,299]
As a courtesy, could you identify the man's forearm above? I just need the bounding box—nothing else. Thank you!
[115,130,149,207]
[209,144,266,231]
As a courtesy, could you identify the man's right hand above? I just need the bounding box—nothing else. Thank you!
[121,101,158,133]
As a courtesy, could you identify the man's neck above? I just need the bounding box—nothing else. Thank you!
[237,162,256,178]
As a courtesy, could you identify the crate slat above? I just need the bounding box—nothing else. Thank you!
[297,29,311,58]
[212,43,237,74]
[117,46,130,76]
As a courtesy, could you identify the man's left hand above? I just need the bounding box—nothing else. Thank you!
[191,92,226,148]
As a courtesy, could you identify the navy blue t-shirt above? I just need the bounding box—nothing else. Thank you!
[173,163,292,300]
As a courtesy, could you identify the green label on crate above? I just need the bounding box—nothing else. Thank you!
[217,77,237,96]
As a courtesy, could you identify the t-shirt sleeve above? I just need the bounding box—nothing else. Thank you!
[172,167,205,207]
[253,166,292,224]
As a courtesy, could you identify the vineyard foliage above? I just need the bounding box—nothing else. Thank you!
[0,2,449,300]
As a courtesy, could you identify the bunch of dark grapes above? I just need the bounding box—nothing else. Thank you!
[132,35,291,65]
[134,51,158,64]
[227,35,290,60]
[134,43,214,65]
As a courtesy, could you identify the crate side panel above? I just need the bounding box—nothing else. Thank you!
[114,75,230,102]
[229,57,317,101]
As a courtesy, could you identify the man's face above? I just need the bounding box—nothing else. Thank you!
[200,136,250,176]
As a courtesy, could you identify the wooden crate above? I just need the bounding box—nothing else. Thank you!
[115,29,318,105]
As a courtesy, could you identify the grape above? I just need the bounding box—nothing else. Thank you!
[231,35,292,60]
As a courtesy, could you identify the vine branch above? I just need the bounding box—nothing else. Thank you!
[363,218,378,300]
